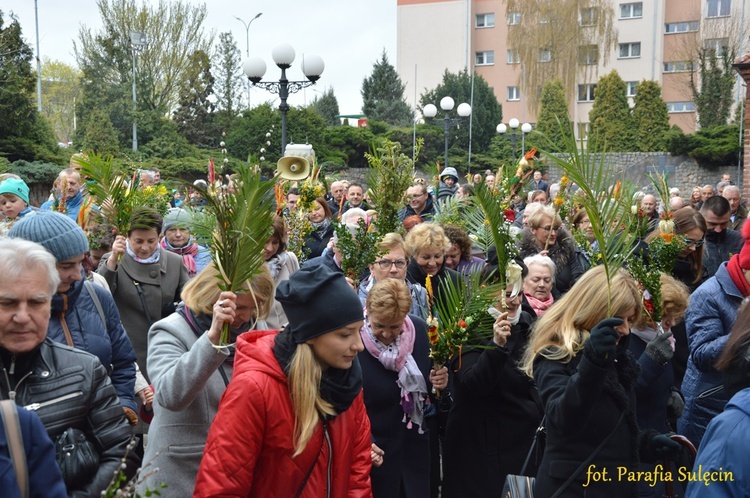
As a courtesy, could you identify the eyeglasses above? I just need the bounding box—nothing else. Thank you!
[539,226,560,232]
[374,259,408,270]
[681,236,704,248]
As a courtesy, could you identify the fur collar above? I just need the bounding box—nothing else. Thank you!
[518,226,576,267]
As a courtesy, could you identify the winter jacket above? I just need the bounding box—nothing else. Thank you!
[436,181,457,202]
[47,278,137,413]
[533,338,661,497]
[0,402,67,498]
[359,315,433,498]
[398,194,438,223]
[629,334,674,434]
[686,387,750,498]
[0,340,136,497]
[265,251,300,329]
[98,248,189,381]
[442,311,543,498]
[518,227,587,295]
[193,331,373,497]
[358,276,429,320]
[405,258,461,316]
[730,204,747,231]
[137,313,235,497]
[303,221,335,260]
[40,190,85,222]
[702,229,744,279]
[679,262,743,446]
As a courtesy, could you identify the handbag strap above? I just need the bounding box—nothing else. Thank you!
[519,414,546,476]
[549,411,625,498]
[0,400,29,498]
[294,421,327,498]
[133,281,155,325]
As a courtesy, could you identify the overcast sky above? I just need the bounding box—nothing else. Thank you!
[5,0,398,115]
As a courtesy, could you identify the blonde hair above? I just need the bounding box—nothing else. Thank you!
[288,343,336,456]
[366,279,412,319]
[181,264,274,319]
[405,222,451,256]
[521,265,641,378]
[527,205,561,229]
[634,273,690,329]
[378,232,411,259]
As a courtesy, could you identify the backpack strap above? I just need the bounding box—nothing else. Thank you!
[83,280,107,330]
[0,400,29,498]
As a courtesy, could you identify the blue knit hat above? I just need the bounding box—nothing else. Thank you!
[8,211,89,262]
[0,178,30,205]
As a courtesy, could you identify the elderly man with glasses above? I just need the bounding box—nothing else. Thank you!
[357,232,429,319]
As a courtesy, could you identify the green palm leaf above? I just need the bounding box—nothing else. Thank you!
[78,154,132,235]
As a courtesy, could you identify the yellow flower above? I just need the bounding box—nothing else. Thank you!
[560,176,569,187]
[554,197,564,207]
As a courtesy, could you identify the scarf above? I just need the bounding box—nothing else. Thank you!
[177,303,253,364]
[525,292,554,317]
[311,217,332,236]
[265,252,288,281]
[273,329,362,416]
[126,240,161,265]
[487,306,521,325]
[360,313,429,433]
[160,237,199,276]
[727,254,750,297]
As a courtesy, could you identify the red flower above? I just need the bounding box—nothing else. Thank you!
[458,320,467,329]
[504,209,516,222]
[644,299,655,313]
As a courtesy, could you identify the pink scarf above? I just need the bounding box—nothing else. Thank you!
[360,312,429,432]
[525,292,554,317]
[160,238,199,276]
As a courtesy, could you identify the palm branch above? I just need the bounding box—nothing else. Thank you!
[78,154,132,235]
[189,165,276,345]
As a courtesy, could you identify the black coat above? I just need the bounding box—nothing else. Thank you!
[442,311,543,498]
[303,221,335,260]
[533,338,660,497]
[518,227,586,296]
[629,335,673,434]
[405,259,461,316]
[359,315,433,498]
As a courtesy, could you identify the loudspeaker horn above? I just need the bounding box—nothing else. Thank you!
[276,144,314,181]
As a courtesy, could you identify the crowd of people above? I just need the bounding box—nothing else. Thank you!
[1,159,749,498]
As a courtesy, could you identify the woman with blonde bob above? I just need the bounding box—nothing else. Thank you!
[194,265,373,497]
[359,278,447,498]
[137,264,274,496]
[522,265,682,497]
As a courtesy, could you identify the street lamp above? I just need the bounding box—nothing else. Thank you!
[234,12,263,108]
[130,31,148,152]
[496,119,532,158]
[423,96,472,169]
[242,44,324,155]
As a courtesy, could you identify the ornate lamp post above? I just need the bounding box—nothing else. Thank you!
[130,31,148,152]
[242,44,324,155]
[423,96,471,169]
[496,118,532,158]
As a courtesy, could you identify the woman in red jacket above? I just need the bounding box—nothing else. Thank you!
[194,265,373,498]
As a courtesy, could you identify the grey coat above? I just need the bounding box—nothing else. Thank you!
[98,248,189,381]
[136,313,232,497]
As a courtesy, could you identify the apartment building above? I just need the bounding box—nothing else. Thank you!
[397,0,748,137]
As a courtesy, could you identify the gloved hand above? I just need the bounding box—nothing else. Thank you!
[649,433,682,460]
[584,318,623,362]
[666,389,685,420]
[645,331,674,365]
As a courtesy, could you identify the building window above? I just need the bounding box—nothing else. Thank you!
[507,49,521,64]
[580,7,598,26]
[705,38,729,58]
[475,51,495,66]
[620,2,643,19]
[507,12,521,25]
[579,45,598,65]
[539,49,552,62]
[507,86,521,101]
[707,0,731,18]
[476,13,495,28]
[665,21,700,33]
[626,81,638,97]
[663,61,695,72]
[667,101,696,113]
[577,122,589,140]
[578,84,597,102]
[619,42,641,58]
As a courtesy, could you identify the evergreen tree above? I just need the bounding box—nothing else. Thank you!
[0,10,59,162]
[361,49,412,125]
[533,79,573,152]
[631,80,670,152]
[420,69,503,157]
[312,87,340,126]
[174,49,217,148]
[587,70,634,152]
[214,31,242,130]
[81,108,120,156]
[691,48,735,128]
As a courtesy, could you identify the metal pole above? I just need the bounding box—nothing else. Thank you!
[132,48,138,152]
[34,0,42,112]
[279,67,289,155]
[443,111,450,168]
